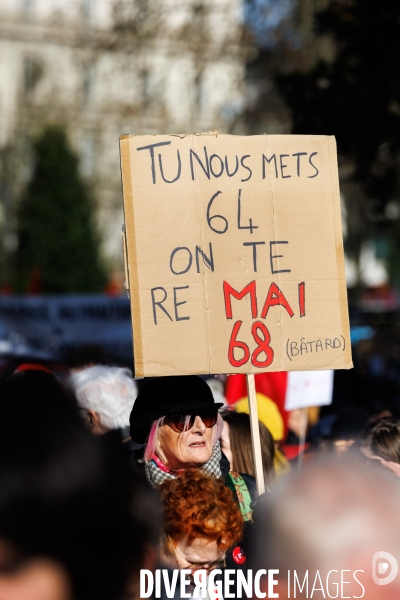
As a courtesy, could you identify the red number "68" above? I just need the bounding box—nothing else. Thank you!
[228,320,274,369]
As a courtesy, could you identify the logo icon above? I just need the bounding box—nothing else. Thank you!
[232,546,246,565]
[372,551,398,585]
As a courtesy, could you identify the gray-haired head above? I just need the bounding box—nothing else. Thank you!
[255,455,400,598]
[69,365,137,433]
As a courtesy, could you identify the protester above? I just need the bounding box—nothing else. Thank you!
[328,407,370,454]
[254,456,400,599]
[0,370,157,600]
[159,470,243,578]
[69,365,137,435]
[130,375,255,502]
[234,393,284,441]
[360,416,400,477]
[125,475,163,599]
[220,410,275,485]
[130,375,257,573]
[234,393,290,476]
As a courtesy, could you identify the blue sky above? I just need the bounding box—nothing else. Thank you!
[244,0,297,48]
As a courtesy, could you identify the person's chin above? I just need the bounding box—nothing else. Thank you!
[186,444,212,464]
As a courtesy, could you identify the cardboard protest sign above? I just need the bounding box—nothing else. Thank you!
[120,132,352,377]
[285,370,334,411]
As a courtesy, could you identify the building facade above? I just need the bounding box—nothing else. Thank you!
[0,0,246,272]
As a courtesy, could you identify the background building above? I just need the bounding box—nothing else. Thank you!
[0,0,247,275]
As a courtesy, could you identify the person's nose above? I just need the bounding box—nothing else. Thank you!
[192,415,207,434]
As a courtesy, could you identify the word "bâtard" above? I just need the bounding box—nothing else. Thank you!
[286,335,346,361]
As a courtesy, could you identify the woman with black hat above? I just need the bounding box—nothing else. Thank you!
[130,376,254,494]
[130,375,257,575]
[130,376,225,481]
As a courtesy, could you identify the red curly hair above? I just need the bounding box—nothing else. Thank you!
[159,470,244,551]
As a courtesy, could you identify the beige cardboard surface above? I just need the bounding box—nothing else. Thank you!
[120,133,353,377]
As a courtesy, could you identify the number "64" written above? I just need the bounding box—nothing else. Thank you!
[228,320,274,368]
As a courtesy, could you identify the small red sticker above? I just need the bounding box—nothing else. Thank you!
[232,546,246,564]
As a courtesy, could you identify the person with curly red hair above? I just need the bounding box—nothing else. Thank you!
[159,470,244,577]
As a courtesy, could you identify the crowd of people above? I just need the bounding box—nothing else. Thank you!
[1,345,400,600]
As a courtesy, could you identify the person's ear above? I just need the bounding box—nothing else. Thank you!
[86,410,96,431]
[86,410,104,434]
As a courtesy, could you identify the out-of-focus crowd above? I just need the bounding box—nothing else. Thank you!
[1,344,400,600]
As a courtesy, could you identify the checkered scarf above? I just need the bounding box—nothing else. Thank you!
[144,441,223,487]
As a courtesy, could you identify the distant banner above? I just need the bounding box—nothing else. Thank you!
[0,295,132,362]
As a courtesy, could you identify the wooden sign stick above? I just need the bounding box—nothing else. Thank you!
[246,374,265,496]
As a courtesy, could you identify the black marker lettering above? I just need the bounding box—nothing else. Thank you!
[170,247,193,275]
[195,243,214,272]
[209,154,224,178]
[136,141,171,184]
[237,188,258,234]
[292,152,307,177]
[158,150,181,183]
[262,154,278,179]
[225,155,239,177]
[190,146,210,180]
[269,241,291,274]
[173,286,190,321]
[240,155,252,182]
[151,287,173,324]
[308,152,319,178]
[279,154,291,179]
[243,241,266,272]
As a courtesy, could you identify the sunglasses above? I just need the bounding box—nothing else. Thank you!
[167,408,218,432]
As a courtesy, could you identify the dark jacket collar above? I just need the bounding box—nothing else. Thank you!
[220,451,231,478]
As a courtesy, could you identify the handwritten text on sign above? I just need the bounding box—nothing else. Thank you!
[120,133,352,377]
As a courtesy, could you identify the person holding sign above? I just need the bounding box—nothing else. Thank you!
[129,375,257,573]
[220,410,276,486]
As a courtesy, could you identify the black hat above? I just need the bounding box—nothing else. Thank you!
[129,375,223,444]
